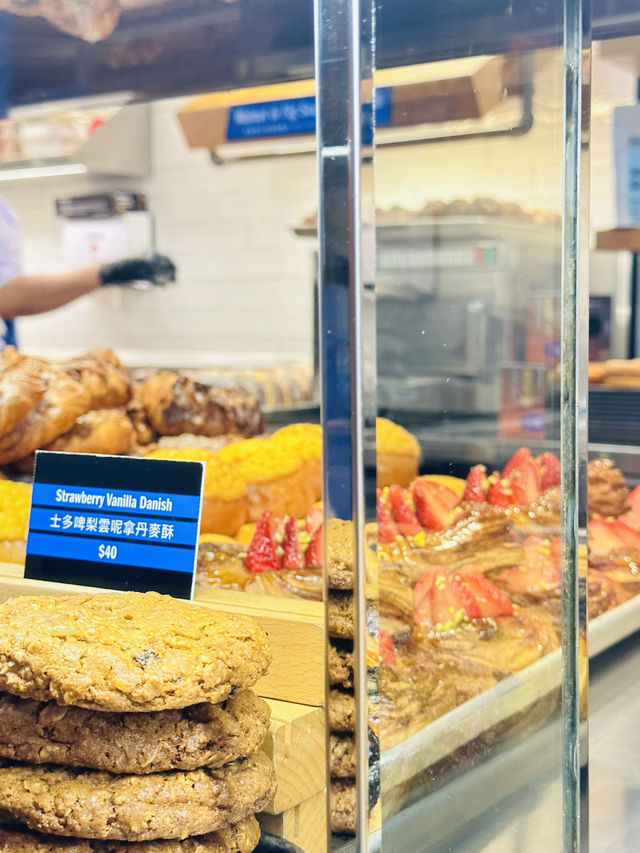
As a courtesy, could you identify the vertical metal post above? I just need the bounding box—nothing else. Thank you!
[314,0,377,849]
[561,0,591,851]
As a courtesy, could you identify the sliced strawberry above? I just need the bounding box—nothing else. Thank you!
[388,484,421,536]
[379,629,396,665]
[454,566,514,617]
[537,452,561,489]
[609,519,640,549]
[377,488,399,543]
[414,568,481,627]
[486,474,513,507]
[245,511,281,573]
[463,464,488,503]
[305,524,323,567]
[305,506,324,536]
[412,480,459,530]
[619,485,640,531]
[414,569,437,624]
[502,447,533,479]
[588,517,629,559]
[510,459,541,505]
[282,517,303,569]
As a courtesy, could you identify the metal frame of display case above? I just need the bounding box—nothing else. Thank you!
[0,0,615,849]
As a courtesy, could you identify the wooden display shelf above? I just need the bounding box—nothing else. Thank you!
[263,698,326,814]
[259,790,327,853]
[595,228,640,251]
[0,563,325,706]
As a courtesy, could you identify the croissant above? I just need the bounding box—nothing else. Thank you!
[137,372,264,438]
[64,349,131,409]
[0,370,90,464]
[44,408,135,456]
[0,347,46,437]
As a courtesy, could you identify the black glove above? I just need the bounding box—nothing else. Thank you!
[99,254,176,286]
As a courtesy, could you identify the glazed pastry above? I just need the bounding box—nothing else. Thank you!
[0,369,90,465]
[243,567,322,600]
[379,503,517,583]
[126,394,156,446]
[196,541,251,591]
[505,486,561,538]
[588,458,630,518]
[44,408,135,456]
[137,372,264,438]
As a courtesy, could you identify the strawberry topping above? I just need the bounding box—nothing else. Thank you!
[412,480,459,530]
[245,511,281,573]
[510,458,541,505]
[463,464,488,503]
[537,452,561,489]
[414,565,513,629]
[379,629,396,665]
[486,475,513,507]
[282,516,303,569]
[388,484,421,536]
[502,447,533,479]
[305,524,323,567]
[619,484,640,532]
[377,488,400,543]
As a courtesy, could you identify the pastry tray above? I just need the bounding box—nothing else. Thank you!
[380,594,640,791]
[332,596,640,852]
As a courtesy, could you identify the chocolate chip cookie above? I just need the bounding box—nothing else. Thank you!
[0,817,260,852]
[0,592,271,711]
[0,752,275,841]
[0,690,269,774]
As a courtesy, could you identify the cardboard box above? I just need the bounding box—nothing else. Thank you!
[177,55,517,151]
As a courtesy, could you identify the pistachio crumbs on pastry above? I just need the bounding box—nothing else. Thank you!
[0,752,275,841]
[0,592,271,712]
[0,816,261,853]
[0,689,270,774]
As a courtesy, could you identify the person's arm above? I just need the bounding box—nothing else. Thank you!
[0,255,176,320]
[0,265,102,319]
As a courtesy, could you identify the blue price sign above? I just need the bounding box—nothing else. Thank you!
[25,452,204,600]
[226,87,393,141]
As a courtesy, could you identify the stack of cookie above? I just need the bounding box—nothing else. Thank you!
[0,591,276,853]
[326,520,381,836]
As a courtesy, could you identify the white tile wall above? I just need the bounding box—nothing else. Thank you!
[0,48,635,367]
[1,96,318,365]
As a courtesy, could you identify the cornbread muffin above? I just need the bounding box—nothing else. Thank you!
[145,448,248,537]
[269,423,322,507]
[217,438,305,521]
[0,690,270,774]
[0,479,30,563]
[0,817,261,852]
[0,752,276,841]
[0,592,271,712]
[376,417,420,488]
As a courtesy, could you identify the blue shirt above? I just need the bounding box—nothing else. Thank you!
[0,195,20,347]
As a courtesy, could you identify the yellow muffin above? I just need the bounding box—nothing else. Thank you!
[376,418,421,488]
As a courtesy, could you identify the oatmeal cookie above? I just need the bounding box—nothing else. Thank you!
[0,817,260,852]
[0,592,271,712]
[0,690,269,774]
[0,752,275,841]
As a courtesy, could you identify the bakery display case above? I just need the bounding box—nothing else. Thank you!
[2,1,640,852]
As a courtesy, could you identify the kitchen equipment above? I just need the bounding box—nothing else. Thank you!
[373,216,561,416]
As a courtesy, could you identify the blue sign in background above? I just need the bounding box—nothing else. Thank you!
[25,452,204,599]
[227,86,393,140]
